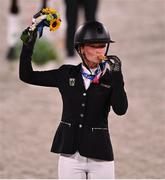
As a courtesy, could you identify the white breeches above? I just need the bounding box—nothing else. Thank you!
[58,151,115,179]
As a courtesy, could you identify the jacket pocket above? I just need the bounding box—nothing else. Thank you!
[100,83,111,89]
[91,127,108,132]
[51,121,74,153]
[60,121,72,127]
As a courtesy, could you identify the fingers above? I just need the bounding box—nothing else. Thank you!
[108,55,121,65]
[105,55,122,72]
[20,27,38,45]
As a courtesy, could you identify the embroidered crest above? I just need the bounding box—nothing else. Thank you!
[69,78,75,86]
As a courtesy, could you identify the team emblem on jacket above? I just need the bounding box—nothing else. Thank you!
[100,83,111,89]
[69,78,76,86]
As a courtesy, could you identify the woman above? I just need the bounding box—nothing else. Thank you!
[20,20,128,179]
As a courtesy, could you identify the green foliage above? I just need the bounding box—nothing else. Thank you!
[32,39,58,65]
[14,38,58,65]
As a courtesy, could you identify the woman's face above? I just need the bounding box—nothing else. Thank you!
[81,43,107,68]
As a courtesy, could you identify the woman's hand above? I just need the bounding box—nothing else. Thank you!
[106,55,122,72]
[101,55,122,76]
[20,10,47,45]
[20,8,61,44]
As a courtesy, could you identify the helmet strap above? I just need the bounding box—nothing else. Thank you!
[105,43,110,56]
[78,46,92,74]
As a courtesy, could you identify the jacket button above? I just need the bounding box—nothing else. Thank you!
[79,124,83,128]
[80,114,84,117]
[82,103,85,107]
[83,93,86,96]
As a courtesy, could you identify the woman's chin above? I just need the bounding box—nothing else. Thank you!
[84,58,101,68]
[87,62,99,68]
[91,58,101,64]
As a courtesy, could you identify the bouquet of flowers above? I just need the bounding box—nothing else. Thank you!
[31,8,61,36]
[21,7,61,43]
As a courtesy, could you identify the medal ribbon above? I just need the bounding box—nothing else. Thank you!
[81,61,107,82]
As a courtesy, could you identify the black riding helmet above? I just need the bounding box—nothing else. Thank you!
[74,21,115,55]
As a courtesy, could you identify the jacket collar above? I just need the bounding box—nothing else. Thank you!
[69,63,111,89]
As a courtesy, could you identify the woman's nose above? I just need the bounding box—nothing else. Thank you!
[96,48,105,54]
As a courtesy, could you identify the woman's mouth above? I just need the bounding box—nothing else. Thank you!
[97,55,106,61]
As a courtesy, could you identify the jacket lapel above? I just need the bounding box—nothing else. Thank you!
[69,63,86,92]
[69,64,111,92]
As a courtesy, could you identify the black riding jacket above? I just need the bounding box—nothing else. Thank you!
[19,43,128,161]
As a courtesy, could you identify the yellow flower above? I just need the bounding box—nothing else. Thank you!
[42,8,56,14]
[50,18,61,31]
